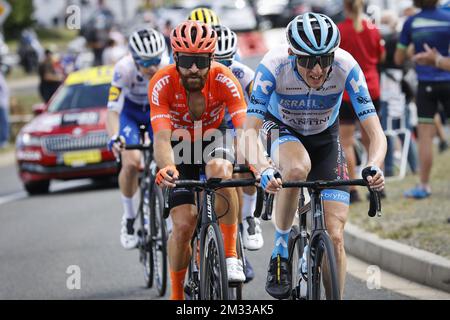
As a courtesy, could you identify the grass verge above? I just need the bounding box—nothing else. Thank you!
[348,146,450,259]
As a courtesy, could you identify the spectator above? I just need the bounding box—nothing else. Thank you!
[83,0,115,66]
[337,0,386,202]
[102,37,127,66]
[38,49,64,103]
[395,0,450,199]
[162,20,173,56]
[379,11,419,177]
[0,65,9,149]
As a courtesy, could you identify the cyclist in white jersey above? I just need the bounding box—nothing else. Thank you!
[213,24,262,283]
[238,13,387,299]
[106,28,169,249]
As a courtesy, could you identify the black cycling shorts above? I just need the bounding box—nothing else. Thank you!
[261,113,350,203]
[168,125,235,210]
[416,81,450,123]
[339,99,380,124]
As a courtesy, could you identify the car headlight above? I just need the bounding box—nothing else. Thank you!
[17,133,42,148]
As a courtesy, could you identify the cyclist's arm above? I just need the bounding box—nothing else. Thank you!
[345,64,387,169]
[106,62,128,137]
[153,129,175,169]
[238,62,276,173]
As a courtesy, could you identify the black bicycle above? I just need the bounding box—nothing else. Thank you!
[123,126,167,297]
[163,169,260,300]
[262,169,382,300]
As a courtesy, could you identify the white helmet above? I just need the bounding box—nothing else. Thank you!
[129,28,166,60]
[213,25,237,60]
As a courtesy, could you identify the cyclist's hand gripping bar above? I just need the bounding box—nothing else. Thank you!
[362,167,382,218]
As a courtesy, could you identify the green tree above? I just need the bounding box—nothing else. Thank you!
[3,0,35,40]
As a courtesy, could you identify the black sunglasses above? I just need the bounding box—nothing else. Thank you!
[176,55,211,69]
[296,53,335,70]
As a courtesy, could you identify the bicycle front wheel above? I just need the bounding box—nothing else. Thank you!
[150,185,168,297]
[309,234,341,300]
[200,223,229,300]
[288,225,307,300]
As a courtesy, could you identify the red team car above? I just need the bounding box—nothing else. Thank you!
[15,66,118,195]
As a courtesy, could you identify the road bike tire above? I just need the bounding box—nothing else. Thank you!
[200,223,229,300]
[229,227,245,300]
[150,184,168,297]
[288,225,307,300]
[309,234,341,300]
[186,235,201,300]
[140,187,154,289]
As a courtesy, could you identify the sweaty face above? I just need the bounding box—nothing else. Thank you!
[176,53,211,91]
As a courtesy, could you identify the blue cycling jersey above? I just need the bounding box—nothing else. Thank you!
[398,8,450,82]
[247,44,377,136]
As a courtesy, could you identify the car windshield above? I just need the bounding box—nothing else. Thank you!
[47,83,110,113]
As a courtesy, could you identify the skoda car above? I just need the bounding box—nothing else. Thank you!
[16,65,117,195]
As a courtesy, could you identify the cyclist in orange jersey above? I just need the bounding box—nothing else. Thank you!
[148,21,248,300]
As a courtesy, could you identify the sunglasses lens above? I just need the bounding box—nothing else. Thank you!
[178,55,211,69]
[138,57,161,68]
[297,54,334,69]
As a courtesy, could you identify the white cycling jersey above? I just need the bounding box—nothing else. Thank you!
[248,44,377,136]
[107,54,169,113]
[228,59,254,102]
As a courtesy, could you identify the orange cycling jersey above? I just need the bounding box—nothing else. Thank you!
[148,62,247,141]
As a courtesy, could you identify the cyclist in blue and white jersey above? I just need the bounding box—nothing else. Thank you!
[238,13,387,299]
[106,28,169,249]
[213,24,262,282]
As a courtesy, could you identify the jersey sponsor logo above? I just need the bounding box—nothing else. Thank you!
[108,86,121,102]
[250,95,266,106]
[232,68,244,79]
[356,96,371,104]
[349,69,367,94]
[254,71,273,95]
[215,73,241,98]
[357,108,376,118]
[247,108,265,116]
[113,71,122,82]
[150,114,170,121]
[151,75,170,106]
[274,61,290,76]
[281,114,330,126]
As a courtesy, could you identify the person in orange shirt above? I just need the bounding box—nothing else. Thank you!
[148,21,248,300]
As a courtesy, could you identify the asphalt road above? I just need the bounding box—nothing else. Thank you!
[0,162,414,300]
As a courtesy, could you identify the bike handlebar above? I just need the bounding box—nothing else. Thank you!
[261,178,382,220]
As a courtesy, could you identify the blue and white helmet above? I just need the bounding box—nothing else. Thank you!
[286,13,340,56]
[129,28,166,60]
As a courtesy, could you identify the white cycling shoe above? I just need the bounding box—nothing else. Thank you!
[226,257,246,282]
[242,217,264,251]
[120,217,138,250]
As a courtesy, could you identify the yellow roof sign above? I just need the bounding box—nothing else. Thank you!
[65,65,114,86]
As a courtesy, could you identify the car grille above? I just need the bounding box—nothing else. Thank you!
[42,132,109,153]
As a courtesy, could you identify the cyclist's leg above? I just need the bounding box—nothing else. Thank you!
[118,107,143,248]
[263,115,311,299]
[308,120,350,298]
[167,163,199,300]
[204,128,245,282]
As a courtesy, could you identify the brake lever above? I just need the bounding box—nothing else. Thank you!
[261,193,274,221]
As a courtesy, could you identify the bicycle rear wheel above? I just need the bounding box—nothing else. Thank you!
[150,185,168,296]
[309,234,341,300]
[200,223,229,300]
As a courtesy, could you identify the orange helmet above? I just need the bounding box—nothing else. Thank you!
[170,21,216,54]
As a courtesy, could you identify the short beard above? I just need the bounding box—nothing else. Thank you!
[180,74,207,92]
